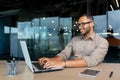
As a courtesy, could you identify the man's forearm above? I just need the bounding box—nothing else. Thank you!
[65,58,88,68]
[50,56,88,68]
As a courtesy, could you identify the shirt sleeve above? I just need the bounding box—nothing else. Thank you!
[83,38,109,67]
[57,39,73,60]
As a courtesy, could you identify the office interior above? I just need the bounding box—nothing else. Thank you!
[0,0,120,63]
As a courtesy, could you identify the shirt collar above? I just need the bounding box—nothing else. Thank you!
[81,33,96,40]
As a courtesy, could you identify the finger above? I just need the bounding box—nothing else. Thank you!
[43,62,53,69]
[38,57,46,65]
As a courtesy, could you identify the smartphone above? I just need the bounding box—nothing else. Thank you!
[79,68,101,77]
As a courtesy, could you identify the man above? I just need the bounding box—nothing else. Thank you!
[38,14,109,68]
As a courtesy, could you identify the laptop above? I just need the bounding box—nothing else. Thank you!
[20,40,63,73]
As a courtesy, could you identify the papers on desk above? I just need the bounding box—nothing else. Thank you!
[79,68,101,78]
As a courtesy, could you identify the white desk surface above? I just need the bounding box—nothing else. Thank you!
[0,60,120,80]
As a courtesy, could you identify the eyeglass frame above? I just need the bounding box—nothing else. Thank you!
[77,21,93,27]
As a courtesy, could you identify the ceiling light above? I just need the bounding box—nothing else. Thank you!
[110,5,114,11]
[115,0,119,7]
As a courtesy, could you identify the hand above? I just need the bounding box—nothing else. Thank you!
[43,60,65,69]
[38,57,50,65]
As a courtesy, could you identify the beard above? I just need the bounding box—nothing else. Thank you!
[80,26,91,36]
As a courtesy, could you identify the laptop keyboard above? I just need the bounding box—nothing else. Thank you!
[32,63,46,70]
[32,62,63,73]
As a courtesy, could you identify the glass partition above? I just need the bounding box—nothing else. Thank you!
[108,10,120,39]
[94,15,107,38]
[17,17,72,60]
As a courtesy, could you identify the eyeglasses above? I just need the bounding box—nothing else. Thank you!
[77,21,92,27]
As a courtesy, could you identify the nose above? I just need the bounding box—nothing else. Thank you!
[79,26,83,29]
[79,26,81,29]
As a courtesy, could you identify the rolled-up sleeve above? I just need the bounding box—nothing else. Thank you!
[57,41,73,60]
[83,38,109,67]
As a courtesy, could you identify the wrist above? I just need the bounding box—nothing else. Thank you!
[63,60,66,68]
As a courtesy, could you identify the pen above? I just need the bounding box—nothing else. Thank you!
[109,71,113,78]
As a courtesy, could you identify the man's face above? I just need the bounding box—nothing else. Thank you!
[78,16,93,36]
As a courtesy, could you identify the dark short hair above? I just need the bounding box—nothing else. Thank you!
[80,14,94,21]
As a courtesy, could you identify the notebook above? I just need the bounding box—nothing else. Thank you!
[20,40,63,73]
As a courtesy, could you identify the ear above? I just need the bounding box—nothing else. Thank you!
[90,22,94,27]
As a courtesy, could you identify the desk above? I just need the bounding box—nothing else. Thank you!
[0,60,120,80]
